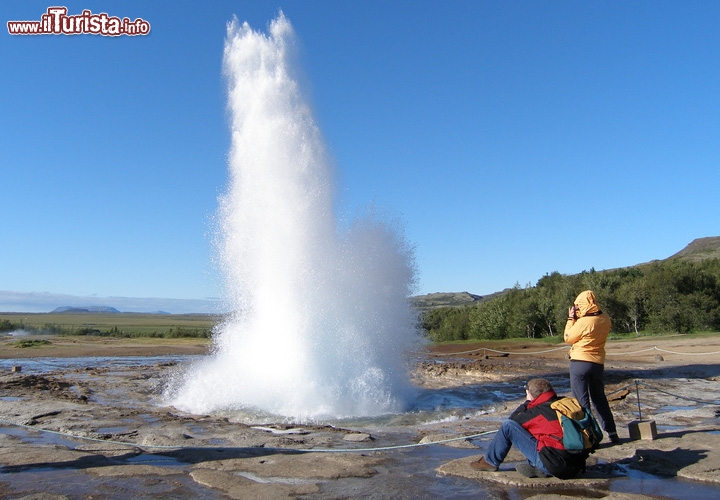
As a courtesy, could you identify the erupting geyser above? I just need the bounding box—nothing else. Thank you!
[168,13,420,421]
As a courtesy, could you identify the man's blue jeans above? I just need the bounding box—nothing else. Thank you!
[484,419,550,474]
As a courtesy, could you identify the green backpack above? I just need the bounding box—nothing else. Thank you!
[550,397,603,454]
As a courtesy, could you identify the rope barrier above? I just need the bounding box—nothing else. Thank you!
[0,416,497,454]
[609,346,720,356]
[309,430,497,453]
[607,347,660,356]
[652,347,720,356]
[432,344,720,358]
[584,378,720,406]
[635,381,720,406]
[432,346,568,357]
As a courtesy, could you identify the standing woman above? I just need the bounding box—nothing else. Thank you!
[564,290,620,444]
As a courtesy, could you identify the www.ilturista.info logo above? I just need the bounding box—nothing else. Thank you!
[7,7,150,36]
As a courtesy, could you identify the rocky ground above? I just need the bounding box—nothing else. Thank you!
[0,334,719,499]
[422,337,720,499]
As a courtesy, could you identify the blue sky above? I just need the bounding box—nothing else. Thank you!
[2,1,719,313]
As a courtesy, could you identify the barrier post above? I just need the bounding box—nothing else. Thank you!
[628,380,657,440]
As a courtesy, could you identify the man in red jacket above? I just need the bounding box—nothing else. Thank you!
[469,378,584,479]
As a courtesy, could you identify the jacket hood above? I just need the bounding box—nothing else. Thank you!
[574,290,601,317]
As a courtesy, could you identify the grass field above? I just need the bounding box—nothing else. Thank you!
[0,312,220,338]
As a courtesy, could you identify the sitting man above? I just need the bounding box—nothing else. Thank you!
[470,378,584,479]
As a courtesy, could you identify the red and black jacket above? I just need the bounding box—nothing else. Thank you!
[509,389,583,479]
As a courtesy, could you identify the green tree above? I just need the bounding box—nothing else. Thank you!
[469,298,507,340]
[418,258,720,340]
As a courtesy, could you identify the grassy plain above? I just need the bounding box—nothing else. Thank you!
[0,312,219,338]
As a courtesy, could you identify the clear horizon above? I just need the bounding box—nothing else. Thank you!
[0,290,223,315]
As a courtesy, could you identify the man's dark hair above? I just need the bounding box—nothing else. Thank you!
[527,378,553,398]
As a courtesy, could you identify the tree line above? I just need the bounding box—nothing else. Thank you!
[420,258,720,342]
[0,320,211,339]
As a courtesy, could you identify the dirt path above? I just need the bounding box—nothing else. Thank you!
[0,335,209,358]
[419,334,720,384]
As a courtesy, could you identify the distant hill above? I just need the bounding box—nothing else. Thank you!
[411,291,508,311]
[667,236,720,263]
[413,236,720,310]
[51,306,121,314]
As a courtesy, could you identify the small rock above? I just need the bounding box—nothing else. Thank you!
[343,432,372,442]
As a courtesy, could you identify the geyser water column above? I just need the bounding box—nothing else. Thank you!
[169,13,420,421]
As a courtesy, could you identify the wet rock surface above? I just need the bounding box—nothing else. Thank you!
[0,336,719,498]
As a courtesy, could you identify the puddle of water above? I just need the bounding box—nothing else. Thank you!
[660,405,698,412]
[611,469,720,500]
[124,453,186,467]
[0,425,88,450]
[0,356,200,375]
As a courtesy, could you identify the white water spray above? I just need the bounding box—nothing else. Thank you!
[169,14,420,421]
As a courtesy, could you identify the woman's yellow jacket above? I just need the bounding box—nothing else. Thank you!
[564,290,611,364]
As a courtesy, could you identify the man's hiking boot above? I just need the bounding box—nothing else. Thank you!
[469,457,498,471]
[608,432,621,444]
[515,462,549,478]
